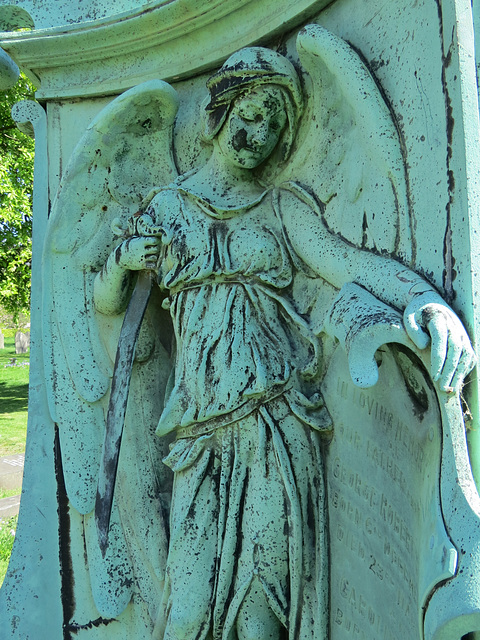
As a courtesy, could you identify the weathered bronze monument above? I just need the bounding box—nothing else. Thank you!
[1,1,480,638]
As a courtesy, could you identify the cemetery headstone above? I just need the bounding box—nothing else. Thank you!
[1,2,480,639]
[14,331,28,354]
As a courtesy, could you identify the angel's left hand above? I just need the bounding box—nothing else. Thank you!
[403,292,476,392]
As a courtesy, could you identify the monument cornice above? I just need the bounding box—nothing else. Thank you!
[0,0,332,99]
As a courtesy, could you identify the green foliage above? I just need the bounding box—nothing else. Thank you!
[0,515,18,587]
[0,488,20,500]
[0,515,17,562]
[0,307,30,331]
[0,74,35,322]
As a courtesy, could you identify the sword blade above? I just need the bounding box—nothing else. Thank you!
[95,270,153,556]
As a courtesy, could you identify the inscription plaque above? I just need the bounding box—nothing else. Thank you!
[323,345,456,640]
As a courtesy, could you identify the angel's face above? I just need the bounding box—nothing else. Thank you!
[216,85,287,169]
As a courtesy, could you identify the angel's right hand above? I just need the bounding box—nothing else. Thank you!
[117,236,161,271]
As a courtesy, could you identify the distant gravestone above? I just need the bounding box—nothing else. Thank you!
[14,331,29,354]
[0,330,4,349]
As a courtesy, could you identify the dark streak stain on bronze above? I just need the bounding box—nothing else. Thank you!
[435,0,456,303]
[54,425,75,639]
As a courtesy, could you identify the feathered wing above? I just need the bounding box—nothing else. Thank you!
[42,80,179,619]
[282,24,412,265]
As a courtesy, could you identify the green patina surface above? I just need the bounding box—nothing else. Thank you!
[0,2,480,639]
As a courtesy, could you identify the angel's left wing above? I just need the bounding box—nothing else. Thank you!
[43,80,179,621]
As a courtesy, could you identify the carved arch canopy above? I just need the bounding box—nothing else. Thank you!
[0,0,333,98]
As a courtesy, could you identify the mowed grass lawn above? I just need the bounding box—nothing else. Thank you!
[0,333,28,586]
[0,335,29,457]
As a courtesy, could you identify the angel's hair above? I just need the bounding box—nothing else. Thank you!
[204,47,304,163]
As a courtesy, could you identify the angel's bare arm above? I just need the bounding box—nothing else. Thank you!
[94,236,161,315]
[282,195,475,391]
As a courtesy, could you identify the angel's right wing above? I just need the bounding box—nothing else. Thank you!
[282,24,413,266]
[42,80,179,620]
[269,24,414,341]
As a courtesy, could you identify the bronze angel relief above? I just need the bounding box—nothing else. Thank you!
[43,24,474,639]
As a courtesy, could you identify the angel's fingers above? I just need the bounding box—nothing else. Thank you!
[144,248,160,258]
[450,348,476,391]
[426,316,448,382]
[436,335,464,391]
[141,239,161,250]
[404,308,430,349]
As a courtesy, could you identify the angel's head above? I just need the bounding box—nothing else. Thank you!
[203,47,303,169]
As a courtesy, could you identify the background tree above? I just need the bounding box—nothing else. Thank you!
[0,73,35,323]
